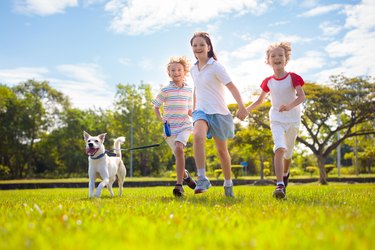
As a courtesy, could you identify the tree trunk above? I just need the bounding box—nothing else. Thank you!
[317,155,328,185]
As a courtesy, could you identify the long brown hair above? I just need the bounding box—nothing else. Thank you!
[190,32,218,60]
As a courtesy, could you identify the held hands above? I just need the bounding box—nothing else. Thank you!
[279,104,291,112]
[236,106,248,121]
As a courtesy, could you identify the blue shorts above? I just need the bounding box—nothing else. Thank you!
[192,110,234,140]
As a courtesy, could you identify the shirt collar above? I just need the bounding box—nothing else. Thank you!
[170,81,187,87]
[194,57,215,66]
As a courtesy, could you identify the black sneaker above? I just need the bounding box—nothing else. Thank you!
[273,184,286,199]
[173,184,184,197]
[183,170,196,189]
[283,172,290,187]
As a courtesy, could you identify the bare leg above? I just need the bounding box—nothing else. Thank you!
[284,158,292,174]
[193,120,208,172]
[274,148,285,183]
[174,141,185,185]
[214,137,231,181]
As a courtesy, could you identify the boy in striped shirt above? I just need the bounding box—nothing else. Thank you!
[153,56,196,197]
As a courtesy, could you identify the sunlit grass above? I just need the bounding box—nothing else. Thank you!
[1,184,374,250]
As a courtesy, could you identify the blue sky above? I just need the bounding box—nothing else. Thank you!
[0,0,374,110]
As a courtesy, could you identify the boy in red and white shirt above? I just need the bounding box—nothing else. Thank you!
[243,42,306,199]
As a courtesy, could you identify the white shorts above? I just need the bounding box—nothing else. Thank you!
[166,130,191,153]
[270,121,300,159]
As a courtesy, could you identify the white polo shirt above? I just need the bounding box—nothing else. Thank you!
[260,72,304,123]
[190,57,231,115]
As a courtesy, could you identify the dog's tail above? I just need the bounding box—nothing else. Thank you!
[113,137,126,158]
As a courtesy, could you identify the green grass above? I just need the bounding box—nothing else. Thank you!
[1,184,374,250]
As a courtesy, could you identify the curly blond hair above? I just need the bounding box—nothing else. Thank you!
[166,56,190,76]
[265,42,292,65]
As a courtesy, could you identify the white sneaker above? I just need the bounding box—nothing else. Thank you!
[224,185,234,197]
[194,176,212,194]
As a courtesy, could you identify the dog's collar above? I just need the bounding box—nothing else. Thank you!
[90,152,106,160]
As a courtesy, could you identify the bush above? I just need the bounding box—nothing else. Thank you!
[290,168,303,176]
[0,164,11,179]
[325,164,335,174]
[231,165,243,179]
[263,169,271,176]
[214,169,222,179]
[305,166,318,177]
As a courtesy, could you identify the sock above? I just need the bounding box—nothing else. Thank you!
[224,179,233,187]
[283,170,290,177]
[277,181,285,186]
[197,168,206,177]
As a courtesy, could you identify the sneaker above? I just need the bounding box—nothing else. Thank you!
[273,184,286,199]
[173,184,184,197]
[224,186,234,197]
[194,176,212,194]
[283,172,290,188]
[183,170,196,189]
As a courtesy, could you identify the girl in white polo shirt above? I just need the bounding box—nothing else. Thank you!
[190,32,248,197]
[245,42,306,199]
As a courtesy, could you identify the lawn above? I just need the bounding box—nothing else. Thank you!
[0,183,374,250]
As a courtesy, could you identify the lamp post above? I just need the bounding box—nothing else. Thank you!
[337,113,341,176]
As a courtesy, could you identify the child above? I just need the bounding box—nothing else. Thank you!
[152,56,197,197]
[244,42,305,199]
[190,32,248,197]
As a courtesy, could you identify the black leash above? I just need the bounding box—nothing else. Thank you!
[105,138,167,156]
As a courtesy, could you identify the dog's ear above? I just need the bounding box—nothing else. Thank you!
[83,131,91,141]
[98,133,107,142]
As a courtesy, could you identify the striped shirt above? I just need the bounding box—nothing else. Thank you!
[152,81,193,135]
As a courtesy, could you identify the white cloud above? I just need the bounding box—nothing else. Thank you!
[0,64,115,110]
[0,67,49,84]
[104,0,269,35]
[299,4,345,17]
[55,64,115,109]
[344,0,375,30]
[319,21,342,37]
[323,0,375,80]
[14,0,78,16]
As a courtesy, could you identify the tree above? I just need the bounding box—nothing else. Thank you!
[297,75,375,184]
[0,80,70,178]
[113,83,168,176]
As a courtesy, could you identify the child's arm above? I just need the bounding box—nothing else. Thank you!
[279,86,305,112]
[153,106,165,123]
[226,82,248,120]
[246,91,267,112]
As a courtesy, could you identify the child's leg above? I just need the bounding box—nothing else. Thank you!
[284,158,292,174]
[274,148,286,183]
[214,137,232,184]
[174,141,185,185]
[193,120,209,176]
[284,124,299,174]
[271,122,288,184]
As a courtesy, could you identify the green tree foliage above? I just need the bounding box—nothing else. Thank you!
[298,75,375,184]
[0,80,69,178]
[113,83,171,176]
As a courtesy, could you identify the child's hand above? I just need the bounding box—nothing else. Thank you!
[236,107,248,121]
[279,105,290,112]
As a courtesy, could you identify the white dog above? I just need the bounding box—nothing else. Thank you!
[83,131,126,198]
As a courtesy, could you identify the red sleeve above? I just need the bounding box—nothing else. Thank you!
[260,76,272,93]
[290,72,304,88]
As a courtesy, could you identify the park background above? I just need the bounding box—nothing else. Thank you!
[0,0,374,183]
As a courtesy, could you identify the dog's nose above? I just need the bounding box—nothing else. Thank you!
[88,143,94,147]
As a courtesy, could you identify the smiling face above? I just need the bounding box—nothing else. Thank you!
[168,62,186,85]
[83,131,106,156]
[268,47,287,71]
[191,36,211,61]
